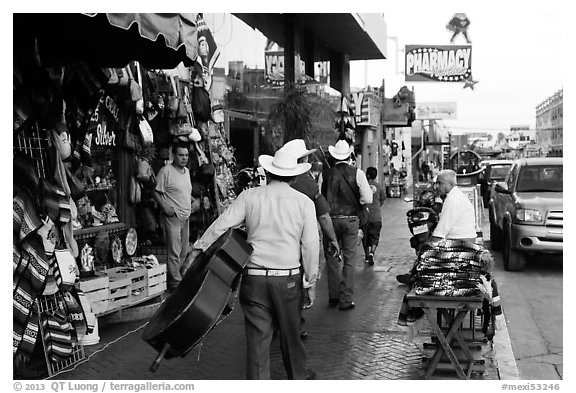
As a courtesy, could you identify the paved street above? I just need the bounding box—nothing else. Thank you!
[483,210,563,380]
[54,195,504,381]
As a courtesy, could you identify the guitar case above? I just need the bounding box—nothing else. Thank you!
[143,228,253,371]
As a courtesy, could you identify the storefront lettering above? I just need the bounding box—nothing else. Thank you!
[94,122,116,146]
[90,94,120,123]
[405,45,472,82]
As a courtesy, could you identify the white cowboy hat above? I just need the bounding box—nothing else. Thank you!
[258,149,311,177]
[328,140,354,160]
[281,139,317,159]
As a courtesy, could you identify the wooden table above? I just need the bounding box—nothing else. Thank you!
[406,293,485,379]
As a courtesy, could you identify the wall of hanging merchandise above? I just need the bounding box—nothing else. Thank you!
[14,56,242,377]
[207,121,238,212]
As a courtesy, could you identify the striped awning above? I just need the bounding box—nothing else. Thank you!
[14,13,200,69]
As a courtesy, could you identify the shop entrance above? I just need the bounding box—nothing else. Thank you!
[226,112,259,170]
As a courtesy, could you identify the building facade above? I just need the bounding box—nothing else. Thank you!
[535,89,563,157]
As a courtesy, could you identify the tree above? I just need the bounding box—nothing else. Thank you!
[267,83,313,147]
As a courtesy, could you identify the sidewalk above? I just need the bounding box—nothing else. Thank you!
[54,195,512,380]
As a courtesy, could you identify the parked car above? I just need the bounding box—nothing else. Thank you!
[488,157,563,271]
[479,160,514,207]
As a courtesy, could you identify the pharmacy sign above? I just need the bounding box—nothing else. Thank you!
[405,45,472,82]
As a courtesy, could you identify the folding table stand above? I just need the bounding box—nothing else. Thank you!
[406,293,486,379]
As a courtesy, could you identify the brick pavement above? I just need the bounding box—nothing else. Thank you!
[54,195,501,380]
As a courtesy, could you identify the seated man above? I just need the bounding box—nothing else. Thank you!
[396,169,476,285]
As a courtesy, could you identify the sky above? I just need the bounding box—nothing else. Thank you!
[347,2,565,136]
[196,2,567,138]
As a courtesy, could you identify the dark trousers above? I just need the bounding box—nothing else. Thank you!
[323,216,359,307]
[239,273,307,379]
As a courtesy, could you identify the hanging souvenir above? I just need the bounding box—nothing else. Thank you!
[125,227,138,256]
[80,243,95,274]
[111,236,123,265]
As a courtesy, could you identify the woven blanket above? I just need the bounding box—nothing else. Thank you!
[413,239,494,298]
[13,191,50,363]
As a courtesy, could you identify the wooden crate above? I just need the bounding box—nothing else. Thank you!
[90,300,109,315]
[148,281,167,297]
[77,275,110,316]
[107,276,130,311]
[146,264,167,297]
[78,274,109,293]
[104,266,148,305]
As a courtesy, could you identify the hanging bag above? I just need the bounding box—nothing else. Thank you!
[138,116,154,145]
[130,176,142,204]
[191,84,212,122]
[54,248,80,290]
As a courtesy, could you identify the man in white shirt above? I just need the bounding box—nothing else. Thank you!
[396,169,476,284]
[189,149,318,380]
[430,169,476,241]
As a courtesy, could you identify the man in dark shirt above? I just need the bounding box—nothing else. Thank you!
[281,140,340,267]
[320,140,372,310]
[280,140,339,338]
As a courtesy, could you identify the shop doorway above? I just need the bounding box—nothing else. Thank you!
[226,112,259,170]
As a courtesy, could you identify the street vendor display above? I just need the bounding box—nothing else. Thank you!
[398,239,501,379]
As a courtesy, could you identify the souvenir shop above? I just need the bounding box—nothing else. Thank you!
[13,13,237,378]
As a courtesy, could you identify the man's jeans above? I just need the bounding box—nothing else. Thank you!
[161,214,190,290]
[323,216,359,307]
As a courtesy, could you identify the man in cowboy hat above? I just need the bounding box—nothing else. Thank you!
[279,139,340,340]
[189,148,319,380]
[321,139,372,310]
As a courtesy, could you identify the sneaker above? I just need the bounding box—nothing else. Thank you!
[306,369,317,380]
[396,273,412,285]
[300,331,308,341]
[367,253,374,266]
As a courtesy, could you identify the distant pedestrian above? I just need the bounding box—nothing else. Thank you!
[321,140,372,310]
[360,167,386,266]
[189,148,319,379]
[153,142,192,292]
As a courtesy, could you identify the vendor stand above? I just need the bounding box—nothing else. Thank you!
[398,239,500,379]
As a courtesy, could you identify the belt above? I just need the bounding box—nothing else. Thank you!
[244,267,301,277]
[331,215,357,219]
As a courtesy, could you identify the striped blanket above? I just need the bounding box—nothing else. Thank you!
[412,239,494,297]
[13,191,50,366]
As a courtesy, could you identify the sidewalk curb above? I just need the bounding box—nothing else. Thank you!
[494,310,520,380]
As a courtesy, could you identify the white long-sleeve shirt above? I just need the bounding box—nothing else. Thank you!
[193,181,319,287]
[432,186,477,239]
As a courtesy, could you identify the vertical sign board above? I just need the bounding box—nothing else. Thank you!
[460,185,483,231]
[405,45,472,82]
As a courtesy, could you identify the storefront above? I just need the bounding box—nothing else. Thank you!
[13,13,241,378]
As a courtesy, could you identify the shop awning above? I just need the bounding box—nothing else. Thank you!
[234,13,387,60]
[14,13,200,69]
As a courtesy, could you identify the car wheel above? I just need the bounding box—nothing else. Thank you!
[490,221,503,250]
[503,231,527,272]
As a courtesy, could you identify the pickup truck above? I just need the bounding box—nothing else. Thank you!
[488,157,563,271]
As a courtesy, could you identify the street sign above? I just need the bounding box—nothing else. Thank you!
[416,102,457,119]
